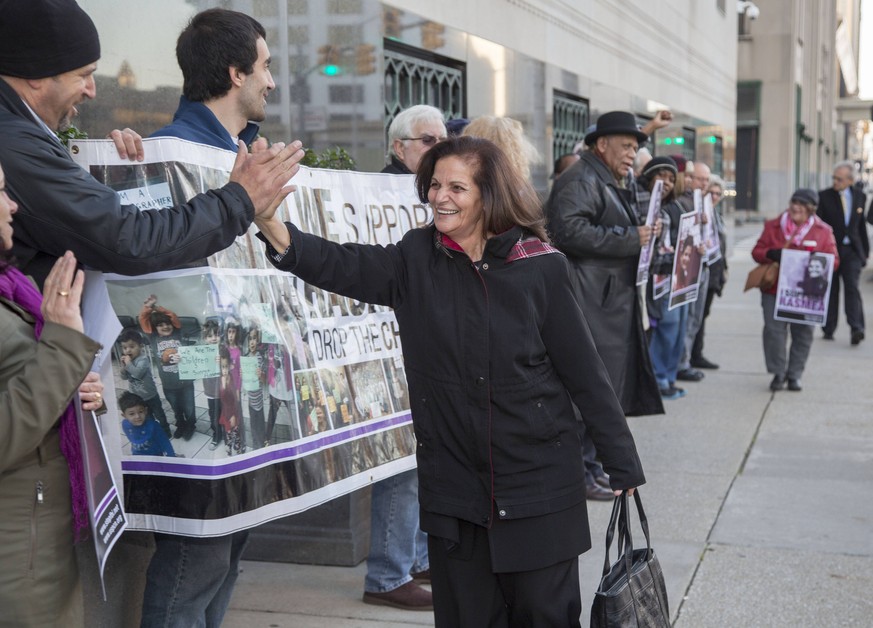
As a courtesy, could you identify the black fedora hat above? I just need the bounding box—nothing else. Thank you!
[584,111,648,146]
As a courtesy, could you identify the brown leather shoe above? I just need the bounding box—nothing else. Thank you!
[362,581,433,611]
[411,568,431,584]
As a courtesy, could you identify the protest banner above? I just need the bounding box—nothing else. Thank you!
[774,249,835,326]
[72,137,428,536]
[668,210,704,310]
[636,179,663,286]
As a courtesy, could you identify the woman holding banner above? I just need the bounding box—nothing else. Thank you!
[0,163,105,626]
[254,136,645,627]
[752,188,838,392]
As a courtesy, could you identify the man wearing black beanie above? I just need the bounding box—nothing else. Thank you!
[0,0,305,287]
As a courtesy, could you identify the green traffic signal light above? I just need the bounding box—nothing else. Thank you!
[323,64,341,76]
[664,138,672,145]
[674,137,685,145]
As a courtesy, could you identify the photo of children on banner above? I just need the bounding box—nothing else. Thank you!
[668,211,705,309]
[774,250,836,326]
[119,391,177,457]
[636,179,664,286]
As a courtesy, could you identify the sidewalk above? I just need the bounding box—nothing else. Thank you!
[224,228,873,627]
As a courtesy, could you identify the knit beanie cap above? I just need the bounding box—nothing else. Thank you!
[641,156,678,179]
[790,188,818,208]
[0,0,100,79]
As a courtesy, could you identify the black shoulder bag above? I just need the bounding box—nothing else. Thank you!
[590,490,670,627]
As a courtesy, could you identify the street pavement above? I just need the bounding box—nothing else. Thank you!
[223,224,873,627]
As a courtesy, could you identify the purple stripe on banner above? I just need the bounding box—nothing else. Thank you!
[121,412,412,476]
[95,487,118,520]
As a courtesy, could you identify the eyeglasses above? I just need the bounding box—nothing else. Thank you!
[400,134,445,147]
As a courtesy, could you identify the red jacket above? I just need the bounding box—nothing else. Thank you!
[752,212,839,295]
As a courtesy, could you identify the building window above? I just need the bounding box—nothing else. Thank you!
[736,82,761,211]
[737,82,761,125]
[288,54,310,75]
[328,0,361,13]
[287,0,308,14]
[288,26,309,45]
[253,0,277,16]
[383,42,465,135]
[329,25,362,46]
[329,84,365,104]
[552,91,589,158]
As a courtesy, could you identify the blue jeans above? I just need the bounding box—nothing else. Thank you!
[650,303,688,388]
[140,531,249,628]
[364,469,428,593]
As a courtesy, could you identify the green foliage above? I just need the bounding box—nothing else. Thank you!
[56,125,88,147]
[301,146,356,171]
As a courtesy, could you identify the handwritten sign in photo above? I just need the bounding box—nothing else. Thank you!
[240,355,261,392]
[247,302,280,344]
[177,344,219,380]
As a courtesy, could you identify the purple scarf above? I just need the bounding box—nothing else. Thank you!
[0,266,88,540]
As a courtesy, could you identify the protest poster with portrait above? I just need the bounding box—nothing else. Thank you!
[668,211,704,310]
[72,138,428,536]
[701,191,722,264]
[774,249,835,326]
[636,179,663,286]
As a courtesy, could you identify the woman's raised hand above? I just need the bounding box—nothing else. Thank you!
[41,251,85,333]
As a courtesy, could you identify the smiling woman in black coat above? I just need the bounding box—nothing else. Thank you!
[255,136,645,628]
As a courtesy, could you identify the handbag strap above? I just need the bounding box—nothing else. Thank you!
[601,489,655,576]
[601,493,624,577]
[632,489,653,555]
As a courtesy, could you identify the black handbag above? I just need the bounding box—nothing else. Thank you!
[590,490,670,627]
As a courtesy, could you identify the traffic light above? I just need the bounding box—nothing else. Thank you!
[355,44,376,76]
[317,45,342,77]
[421,21,445,50]
[384,8,401,39]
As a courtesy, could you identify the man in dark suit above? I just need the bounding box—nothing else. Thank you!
[818,161,869,345]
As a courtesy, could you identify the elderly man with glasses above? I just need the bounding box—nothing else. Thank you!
[384,104,448,175]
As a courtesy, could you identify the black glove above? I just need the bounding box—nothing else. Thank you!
[765,248,782,262]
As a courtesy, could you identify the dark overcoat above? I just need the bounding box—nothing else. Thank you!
[545,151,664,416]
[261,224,645,571]
[817,186,869,261]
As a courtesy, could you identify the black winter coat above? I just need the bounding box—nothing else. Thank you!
[261,223,645,570]
[0,78,254,285]
[544,151,664,416]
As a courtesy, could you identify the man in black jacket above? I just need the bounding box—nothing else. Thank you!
[818,161,868,345]
[0,0,304,287]
[545,111,663,418]
[545,111,663,501]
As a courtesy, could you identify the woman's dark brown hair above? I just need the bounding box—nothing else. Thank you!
[415,136,548,242]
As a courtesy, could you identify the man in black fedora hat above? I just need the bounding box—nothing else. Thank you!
[545,110,664,423]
